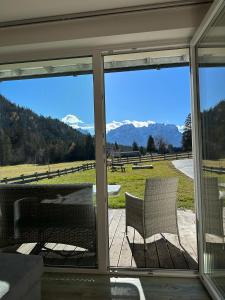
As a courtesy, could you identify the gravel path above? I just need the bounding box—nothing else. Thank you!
[172,159,194,179]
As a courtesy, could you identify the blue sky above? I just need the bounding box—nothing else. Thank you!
[199,67,225,111]
[0,66,194,133]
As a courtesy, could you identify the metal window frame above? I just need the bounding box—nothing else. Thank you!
[190,0,225,298]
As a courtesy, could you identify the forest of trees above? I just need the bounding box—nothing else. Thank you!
[0,95,95,166]
[1,94,223,166]
[129,135,175,155]
[182,113,192,152]
[201,100,225,160]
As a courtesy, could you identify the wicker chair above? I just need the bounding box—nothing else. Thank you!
[125,177,179,249]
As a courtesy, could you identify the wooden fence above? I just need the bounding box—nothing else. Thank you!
[203,165,225,174]
[111,152,192,165]
[0,152,193,185]
[0,162,96,185]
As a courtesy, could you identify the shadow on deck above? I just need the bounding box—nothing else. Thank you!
[1,209,198,270]
[109,209,198,270]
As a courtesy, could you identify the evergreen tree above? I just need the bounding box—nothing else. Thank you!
[182,113,192,151]
[167,144,174,153]
[146,135,156,153]
[85,134,95,160]
[132,141,139,151]
[139,146,146,155]
[114,142,119,151]
[157,138,167,154]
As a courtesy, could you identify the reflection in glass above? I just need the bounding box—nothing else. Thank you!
[198,6,225,295]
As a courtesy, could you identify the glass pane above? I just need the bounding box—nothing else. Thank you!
[104,49,197,270]
[198,6,225,295]
[0,57,97,268]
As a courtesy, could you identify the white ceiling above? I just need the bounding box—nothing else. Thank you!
[1,0,205,23]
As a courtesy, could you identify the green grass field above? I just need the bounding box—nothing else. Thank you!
[0,161,94,180]
[35,160,194,210]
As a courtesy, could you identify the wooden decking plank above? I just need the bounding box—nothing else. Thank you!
[109,209,123,248]
[178,213,198,269]
[108,209,115,226]
[129,227,138,268]
[131,229,146,268]
[63,244,76,252]
[163,234,188,269]
[178,211,198,258]
[16,243,37,254]
[145,235,159,268]
[118,226,133,267]
[155,234,174,269]
[110,210,126,267]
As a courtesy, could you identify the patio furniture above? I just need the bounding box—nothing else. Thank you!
[203,177,225,243]
[203,177,225,269]
[0,253,43,300]
[93,185,121,196]
[111,163,126,172]
[125,177,179,249]
[0,184,96,253]
[132,164,153,170]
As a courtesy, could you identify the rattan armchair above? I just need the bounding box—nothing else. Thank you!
[125,177,179,249]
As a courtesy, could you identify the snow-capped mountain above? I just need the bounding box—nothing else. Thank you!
[106,123,182,147]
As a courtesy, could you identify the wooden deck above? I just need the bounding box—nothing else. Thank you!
[8,209,198,269]
[109,209,198,269]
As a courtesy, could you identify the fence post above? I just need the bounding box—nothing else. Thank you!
[35,172,38,182]
[21,174,25,183]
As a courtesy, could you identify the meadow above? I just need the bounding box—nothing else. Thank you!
[0,161,94,180]
[36,160,194,210]
[0,160,195,210]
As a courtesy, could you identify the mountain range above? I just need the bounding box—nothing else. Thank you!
[106,123,182,147]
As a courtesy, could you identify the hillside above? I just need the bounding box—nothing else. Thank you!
[0,95,95,165]
[202,99,225,160]
[106,123,182,148]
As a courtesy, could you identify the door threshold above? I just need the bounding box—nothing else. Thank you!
[110,267,199,278]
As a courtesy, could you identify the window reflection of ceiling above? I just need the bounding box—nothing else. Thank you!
[198,48,225,65]
[0,49,189,79]
[200,8,225,47]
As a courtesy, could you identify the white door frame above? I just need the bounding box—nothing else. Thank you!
[1,19,220,278]
[190,0,225,298]
[47,44,198,276]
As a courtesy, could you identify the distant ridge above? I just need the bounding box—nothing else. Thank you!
[106,123,182,147]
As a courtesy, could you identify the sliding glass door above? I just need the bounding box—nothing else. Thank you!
[104,49,197,271]
[193,1,225,298]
